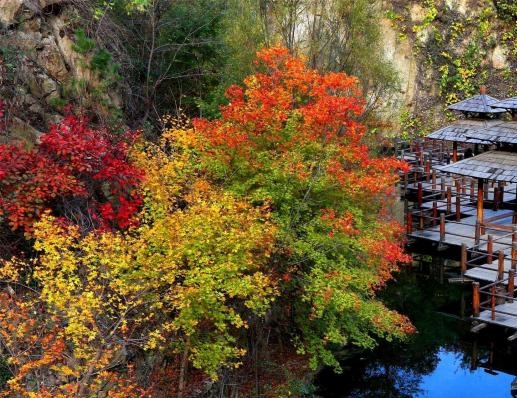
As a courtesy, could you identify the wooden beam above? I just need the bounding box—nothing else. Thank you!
[453,141,458,162]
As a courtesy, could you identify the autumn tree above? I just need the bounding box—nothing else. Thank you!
[0,126,277,396]
[0,115,142,240]
[193,46,413,376]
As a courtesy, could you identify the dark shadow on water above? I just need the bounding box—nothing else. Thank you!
[314,269,517,398]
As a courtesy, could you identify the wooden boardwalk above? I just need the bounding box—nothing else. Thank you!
[399,139,517,332]
[477,302,517,329]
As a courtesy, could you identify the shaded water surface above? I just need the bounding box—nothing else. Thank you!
[315,270,517,397]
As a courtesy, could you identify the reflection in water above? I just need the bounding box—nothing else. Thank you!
[314,270,517,398]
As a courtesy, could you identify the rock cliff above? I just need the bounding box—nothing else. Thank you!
[0,0,123,144]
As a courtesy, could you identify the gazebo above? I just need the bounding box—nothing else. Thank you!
[427,87,506,162]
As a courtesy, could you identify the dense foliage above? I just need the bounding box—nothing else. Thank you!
[0,48,411,396]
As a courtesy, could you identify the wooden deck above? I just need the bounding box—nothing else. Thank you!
[399,138,517,332]
[477,302,517,329]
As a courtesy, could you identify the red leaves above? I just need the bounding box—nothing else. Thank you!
[0,115,143,234]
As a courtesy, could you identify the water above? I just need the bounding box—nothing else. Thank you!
[314,270,517,398]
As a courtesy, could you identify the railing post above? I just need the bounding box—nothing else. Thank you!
[513,242,517,271]
[461,243,467,276]
[418,182,423,208]
[455,194,461,221]
[462,176,467,195]
[473,282,480,317]
[446,186,452,214]
[491,285,496,321]
[487,235,493,264]
[508,269,515,303]
[475,221,480,246]
[432,201,438,226]
[419,210,424,230]
[499,182,505,207]
[493,187,500,211]
[407,212,413,234]
[440,214,445,241]
[498,250,505,281]
[432,171,436,191]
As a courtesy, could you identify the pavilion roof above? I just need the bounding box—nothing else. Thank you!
[427,119,502,143]
[447,93,506,114]
[466,121,517,144]
[492,96,517,110]
[436,151,517,182]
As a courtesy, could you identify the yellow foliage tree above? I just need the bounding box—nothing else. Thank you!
[0,127,277,396]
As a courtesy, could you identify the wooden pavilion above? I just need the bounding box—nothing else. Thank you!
[399,88,517,335]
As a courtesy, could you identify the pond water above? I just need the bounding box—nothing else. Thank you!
[314,270,517,398]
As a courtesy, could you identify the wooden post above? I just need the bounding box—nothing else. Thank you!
[441,178,446,200]
[498,250,505,281]
[446,186,452,214]
[453,141,458,162]
[499,181,505,207]
[419,210,424,230]
[493,187,500,211]
[508,269,515,303]
[417,182,423,208]
[455,194,461,221]
[512,242,517,271]
[407,212,413,234]
[473,282,480,317]
[477,178,485,235]
[484,181,489,200]
[462,176,467,195]
[432,171,436,191]
[461,243,467,276]
[487,235,493,264]
[432,201,438,226]
[440,213,445,241]
[425,157,431,180]
[491,285,496,321]
[475,221,481,246]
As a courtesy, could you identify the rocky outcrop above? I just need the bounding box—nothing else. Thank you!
[0,1,122,144]
[382,0,517,135]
